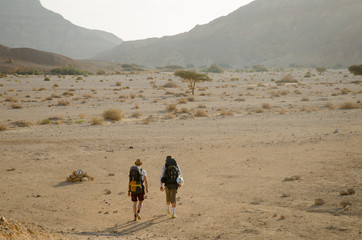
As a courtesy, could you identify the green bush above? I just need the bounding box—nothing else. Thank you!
[205,64,224,73]
[348,65,362,76]
[50,65,85,75]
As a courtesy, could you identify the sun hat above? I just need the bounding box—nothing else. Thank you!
[135,159,143,166]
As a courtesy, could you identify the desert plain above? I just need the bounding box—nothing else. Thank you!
[0,69,361,240]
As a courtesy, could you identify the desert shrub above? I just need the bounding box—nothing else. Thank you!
[44,77,50,81]
[254,107,265,113]
[11,103,23,109]
[278,108,286,114]
[301,97,310,101]
[348,65,362,76]
[262,103,272,109]
[197,104,207,109]
[5,96,18,102]
[339,102,360,109]
[304,72,312,78]
[58,100,70,106]
[324,102,335,109]
[116,82,122,86]
[40,118,51,125]
[96,70,106,75]
[340,88,350,95]
[205,64,224,73]
[91,117,104,125]
[12,121,33,127]
[195,109,208,117]
[277,74,298,83]
[166,112,175,119]
[280,90,290,95]
[252,65,268,72]
[163,82,178,88]
[103,109,123,121]
[50,65,85,75]
[0,122,8,131]
[219,109,234,116]
[187,96,196,102]
[300,106,311,112]
[316,67,327,74]
[180,107,189,113]
[166,104,178,112]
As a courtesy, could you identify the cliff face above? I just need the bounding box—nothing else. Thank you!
[96,0,362,68]
[0,0,123,59]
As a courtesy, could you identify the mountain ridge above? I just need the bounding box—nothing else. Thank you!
[95,0,362,68]
[0,0,123,59]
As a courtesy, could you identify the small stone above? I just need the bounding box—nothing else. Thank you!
[105,189,111,195]
[281,193,290,198]
[340,201,352,208]
[314,199,325,205]
[108,173,115,177]
[280,215,286,220]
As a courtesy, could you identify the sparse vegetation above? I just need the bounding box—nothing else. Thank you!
[195,109,208,117]
[91,117,104,125]
[0,122,8,131]
[348,65,362,76]
[50,65,86,75]
[339,102,360,109]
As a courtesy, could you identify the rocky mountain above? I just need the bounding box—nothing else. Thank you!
[95,0,362,68]
[0,0,123,59]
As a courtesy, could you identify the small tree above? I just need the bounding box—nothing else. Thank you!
[174,70,211,95]
[206,64,224,73]
[348,65,362,76]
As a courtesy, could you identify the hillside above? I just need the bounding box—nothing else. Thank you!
[95,0,362,68]
[0,0,123,59]
[0,44,130,74]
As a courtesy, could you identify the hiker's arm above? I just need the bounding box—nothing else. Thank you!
[160,165,165,191]
[144,175,149,193]
[127,181,130,197]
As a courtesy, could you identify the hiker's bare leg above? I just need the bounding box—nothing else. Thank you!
[138,201,143,212]
[133,202,137,215]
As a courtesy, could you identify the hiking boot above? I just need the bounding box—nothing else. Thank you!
[134,216,137,221]
[171,214,177,218]
[167,210,171,215]
[137,214,142,220]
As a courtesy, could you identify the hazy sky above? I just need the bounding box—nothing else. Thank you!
[40,0,254,41]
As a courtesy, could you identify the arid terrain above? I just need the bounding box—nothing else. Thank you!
[0,69,361,239]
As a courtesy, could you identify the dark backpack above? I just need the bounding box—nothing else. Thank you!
[129,166,143,193]
[163,158,179,188]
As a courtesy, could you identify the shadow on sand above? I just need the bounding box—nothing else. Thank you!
[69,214,170,237]
[52,181,76,188]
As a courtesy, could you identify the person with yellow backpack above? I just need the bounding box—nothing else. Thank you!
[128,159,148,221]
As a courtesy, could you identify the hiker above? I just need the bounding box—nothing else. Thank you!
[128,159,148,221]
[160,156,183,218]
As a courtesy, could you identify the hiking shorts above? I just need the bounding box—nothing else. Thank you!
[165,187,178,203]
[131,192,145,202]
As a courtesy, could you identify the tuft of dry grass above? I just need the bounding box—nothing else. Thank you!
[187,96,196,102]
[166,112,175,119]
[195,109,208,117]
[262,103,272,109]
[278,108,286,115]
[324,102,335,110]
[180,107,189,113]
[58,100,70,106]
[103,109,123,121]
[91,117,104,125]
[339,102,361,110]
[0,122,8,131]
[254,107,265,113]
[11,103,23,109]
[197,104,207,109]
[177,98,188,104]
[219,109,234,116]
[166,104,178,112]
[163,82,178,88]
[12,120,33,127]
[131,112,142,118]
[277,74,298,83]
[301,97,310,101]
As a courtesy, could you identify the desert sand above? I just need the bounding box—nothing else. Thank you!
[0,69,361,239]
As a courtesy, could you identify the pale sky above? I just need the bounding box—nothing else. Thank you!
[40,0,254,41]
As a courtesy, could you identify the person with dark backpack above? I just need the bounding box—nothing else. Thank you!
[160,155,183,218]
[128,159,148,221]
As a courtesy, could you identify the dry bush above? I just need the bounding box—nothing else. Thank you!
[195,109,208,117]
[0,122,8,131]
[235,97,246,102]
[166,112,175,119]
[301,97,310,101]
[166,104,178,112]
[254,107,265,113]
[116,82,122,86]
[130,93,136,99]
[103,109,123,121]
[62,91,74,97]
[278,108,286,115]
[280,90,290,96]
[340,88,350,95]
[91,117,104,125]
[300,106,311,112]
[339,102,361,109]
[197,104,207,109]
[39,118,51,125]
[187,96,196,102]
[324,102,335,110]
[311,106,319,111]
[12,120,33,127]
[180,107,189,113]
[277,74,298,83]
[11,103,23,109]
[177,98,188,104]
[135,104,140,109]
[219,109,234,116]
[79,114,86,119]
[262,103,272,109]
[163,82,178,88]
[294,89,302,94]
[5,96,18,102]
[58,100,70,106]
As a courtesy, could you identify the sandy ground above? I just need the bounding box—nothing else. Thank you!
[0,69,361,239]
